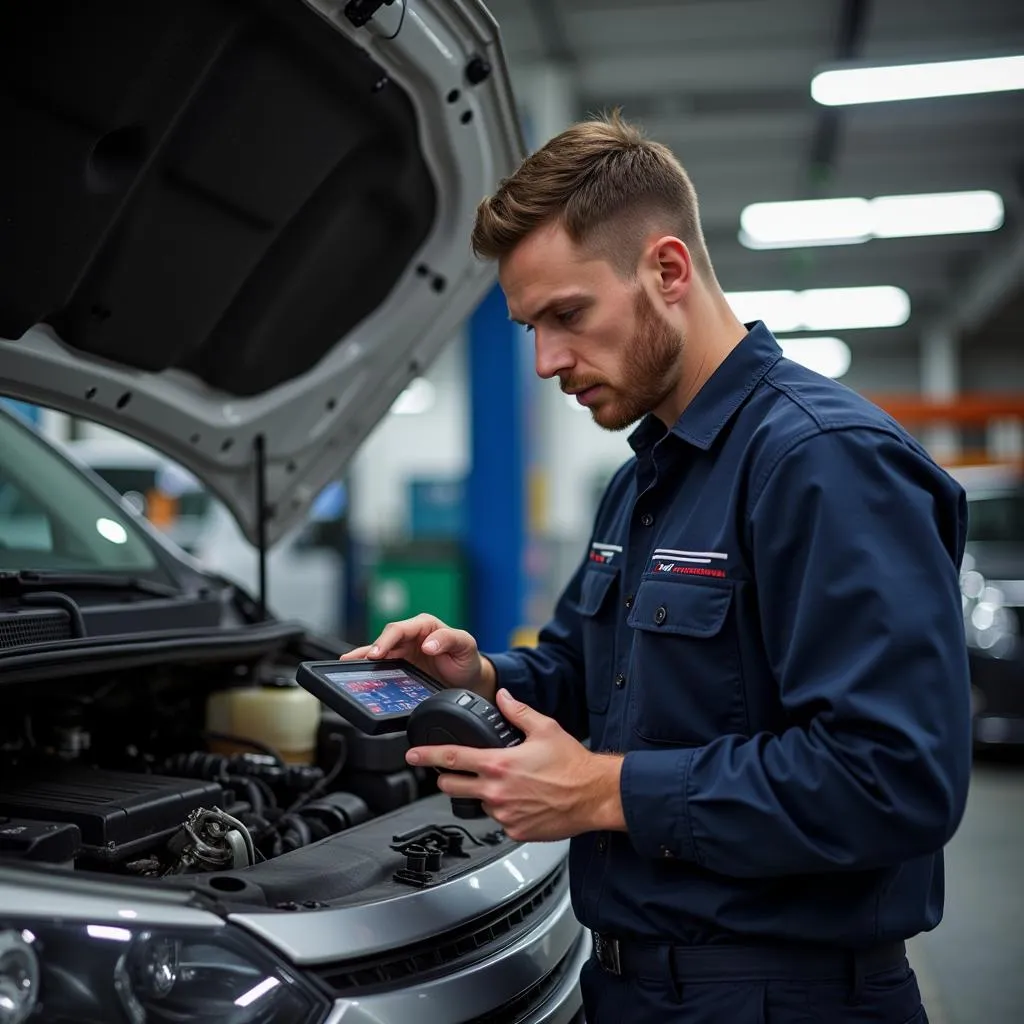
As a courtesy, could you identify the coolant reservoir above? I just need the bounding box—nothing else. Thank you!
[206,680,321,765]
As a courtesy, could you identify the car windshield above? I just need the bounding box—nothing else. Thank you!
[0,410,166,576]
[966,491,1024,544]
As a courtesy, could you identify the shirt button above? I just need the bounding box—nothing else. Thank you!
[597,836,608,853]
[640,512,654,527]
[624,594,634,610]
[660,846,675,859]
[654,605,667,625]
[614,673,626,689]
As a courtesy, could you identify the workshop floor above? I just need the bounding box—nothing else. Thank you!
[908,756,1024,1024]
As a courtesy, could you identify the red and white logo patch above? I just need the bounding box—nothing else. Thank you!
[649,547,728,579]
[589,542,622,566]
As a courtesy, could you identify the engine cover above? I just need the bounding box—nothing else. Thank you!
[0,768,223,861]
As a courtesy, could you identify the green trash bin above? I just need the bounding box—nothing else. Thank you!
[367,541,467,639]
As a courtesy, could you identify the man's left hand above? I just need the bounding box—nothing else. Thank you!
[405,689,625,842]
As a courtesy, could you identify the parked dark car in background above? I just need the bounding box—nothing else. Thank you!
[955,465,1024,749]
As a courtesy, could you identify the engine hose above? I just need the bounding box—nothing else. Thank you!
[213,807,256,866]
[224,775,265,818]
[276,814,313,853]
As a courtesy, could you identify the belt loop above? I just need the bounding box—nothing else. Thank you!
[667,943,684,1003]
[848,950,865,1004]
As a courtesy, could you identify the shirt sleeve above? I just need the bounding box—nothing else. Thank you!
[486,556,590,740]
[621,426,973,875]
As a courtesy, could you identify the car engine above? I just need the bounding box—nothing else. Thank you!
[0,661,430,878]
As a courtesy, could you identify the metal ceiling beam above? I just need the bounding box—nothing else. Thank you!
[806,0,871,191]
[932,225,1024,336]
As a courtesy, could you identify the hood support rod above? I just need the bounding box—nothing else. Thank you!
[254,433,269,620]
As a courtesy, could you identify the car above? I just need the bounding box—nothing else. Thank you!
[0,2,589,1022]
[63,434,348,636]
[953,464,1024,749]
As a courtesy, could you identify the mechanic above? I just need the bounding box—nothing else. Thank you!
[343,112,972,1023]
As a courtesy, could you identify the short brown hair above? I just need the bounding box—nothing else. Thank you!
[472,110,712,278]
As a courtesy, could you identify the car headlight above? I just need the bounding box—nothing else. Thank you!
[960,555,1019,660]
[0,920,329,1024]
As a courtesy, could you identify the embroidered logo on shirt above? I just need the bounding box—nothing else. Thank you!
[650,548,728,578]
[589,542,622,565]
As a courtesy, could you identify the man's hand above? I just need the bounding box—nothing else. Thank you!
[406,689,626,842]
[341,613,496,701]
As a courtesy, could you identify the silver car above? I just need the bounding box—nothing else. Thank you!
[0,1,589,1020]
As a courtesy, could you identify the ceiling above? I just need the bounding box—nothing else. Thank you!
[484,0,1024,365]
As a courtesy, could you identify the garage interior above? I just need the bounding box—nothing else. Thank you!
[1,0,1022,1021]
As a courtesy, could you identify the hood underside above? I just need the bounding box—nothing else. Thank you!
[0,0,523,545]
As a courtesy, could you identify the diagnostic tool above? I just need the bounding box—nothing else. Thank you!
[295,660,525,818]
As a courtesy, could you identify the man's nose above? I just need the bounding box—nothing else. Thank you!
[533,330,574,380]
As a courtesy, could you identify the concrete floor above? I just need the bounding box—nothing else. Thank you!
[908,757,1024,1024]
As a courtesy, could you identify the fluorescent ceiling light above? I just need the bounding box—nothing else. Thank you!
[742,198,870,248]
[725,286,910,332]
[740,191,1004,249]
[811,54,1024,106]
[777,337,852,379]
[86,925,132,942]
[871,191,1004,238]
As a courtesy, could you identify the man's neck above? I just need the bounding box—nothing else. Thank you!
[654,291,748,427]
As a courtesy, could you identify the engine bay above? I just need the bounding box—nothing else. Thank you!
[0,658,458,887]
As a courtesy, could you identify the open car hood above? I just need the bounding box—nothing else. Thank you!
[0,0,523,546]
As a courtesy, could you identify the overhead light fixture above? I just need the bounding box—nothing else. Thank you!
[740,191,1004,249]
[777,337,852,379]
[725,286,910,332]
[811,54,1024,106]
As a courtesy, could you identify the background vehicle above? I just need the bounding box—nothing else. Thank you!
[65,434,347,636]
[0,1,587,1021]
[955,464,1024,749]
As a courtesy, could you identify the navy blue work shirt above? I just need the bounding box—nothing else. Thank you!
[488,322,972,948]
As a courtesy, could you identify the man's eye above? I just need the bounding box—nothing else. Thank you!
[557,309,580,326]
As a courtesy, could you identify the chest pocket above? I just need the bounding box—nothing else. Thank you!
[576,567,619,714]
[626,577,747,744]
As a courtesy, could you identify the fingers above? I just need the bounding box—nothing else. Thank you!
[421,626,478,661]
[347,614,447,660]
[494,688,546,736]
[436,771,488,800]
[339,644,374,661]
[405,744,494,775]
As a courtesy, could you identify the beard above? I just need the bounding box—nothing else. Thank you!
[565,287,683,432]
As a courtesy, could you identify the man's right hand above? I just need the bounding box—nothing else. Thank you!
[341,613,497,703]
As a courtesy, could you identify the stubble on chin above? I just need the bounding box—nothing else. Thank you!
[591,292,683,432]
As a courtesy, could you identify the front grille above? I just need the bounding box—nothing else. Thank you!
[461,945,580,1024]
[313,865,567,995]
[0,610,71,650]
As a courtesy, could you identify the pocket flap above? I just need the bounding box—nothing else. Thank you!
[577,567,618,616]
[627,578,732,637]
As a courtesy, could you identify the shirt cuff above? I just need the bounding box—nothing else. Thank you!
[483,651,534,700]
[621,748,699,863]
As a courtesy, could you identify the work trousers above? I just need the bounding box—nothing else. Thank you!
[580,950,929,1023]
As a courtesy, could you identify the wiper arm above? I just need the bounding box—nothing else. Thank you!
[0,571,180,599]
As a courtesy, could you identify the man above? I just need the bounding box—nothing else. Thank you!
[343,113,971,1022]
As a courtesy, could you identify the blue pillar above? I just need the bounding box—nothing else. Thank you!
[466,282,527,653]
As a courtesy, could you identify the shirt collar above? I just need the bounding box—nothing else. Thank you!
[629,321,782,454]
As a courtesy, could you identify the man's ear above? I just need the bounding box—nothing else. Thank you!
[649,236,692,305]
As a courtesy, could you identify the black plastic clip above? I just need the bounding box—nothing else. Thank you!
[344,0,395,28]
